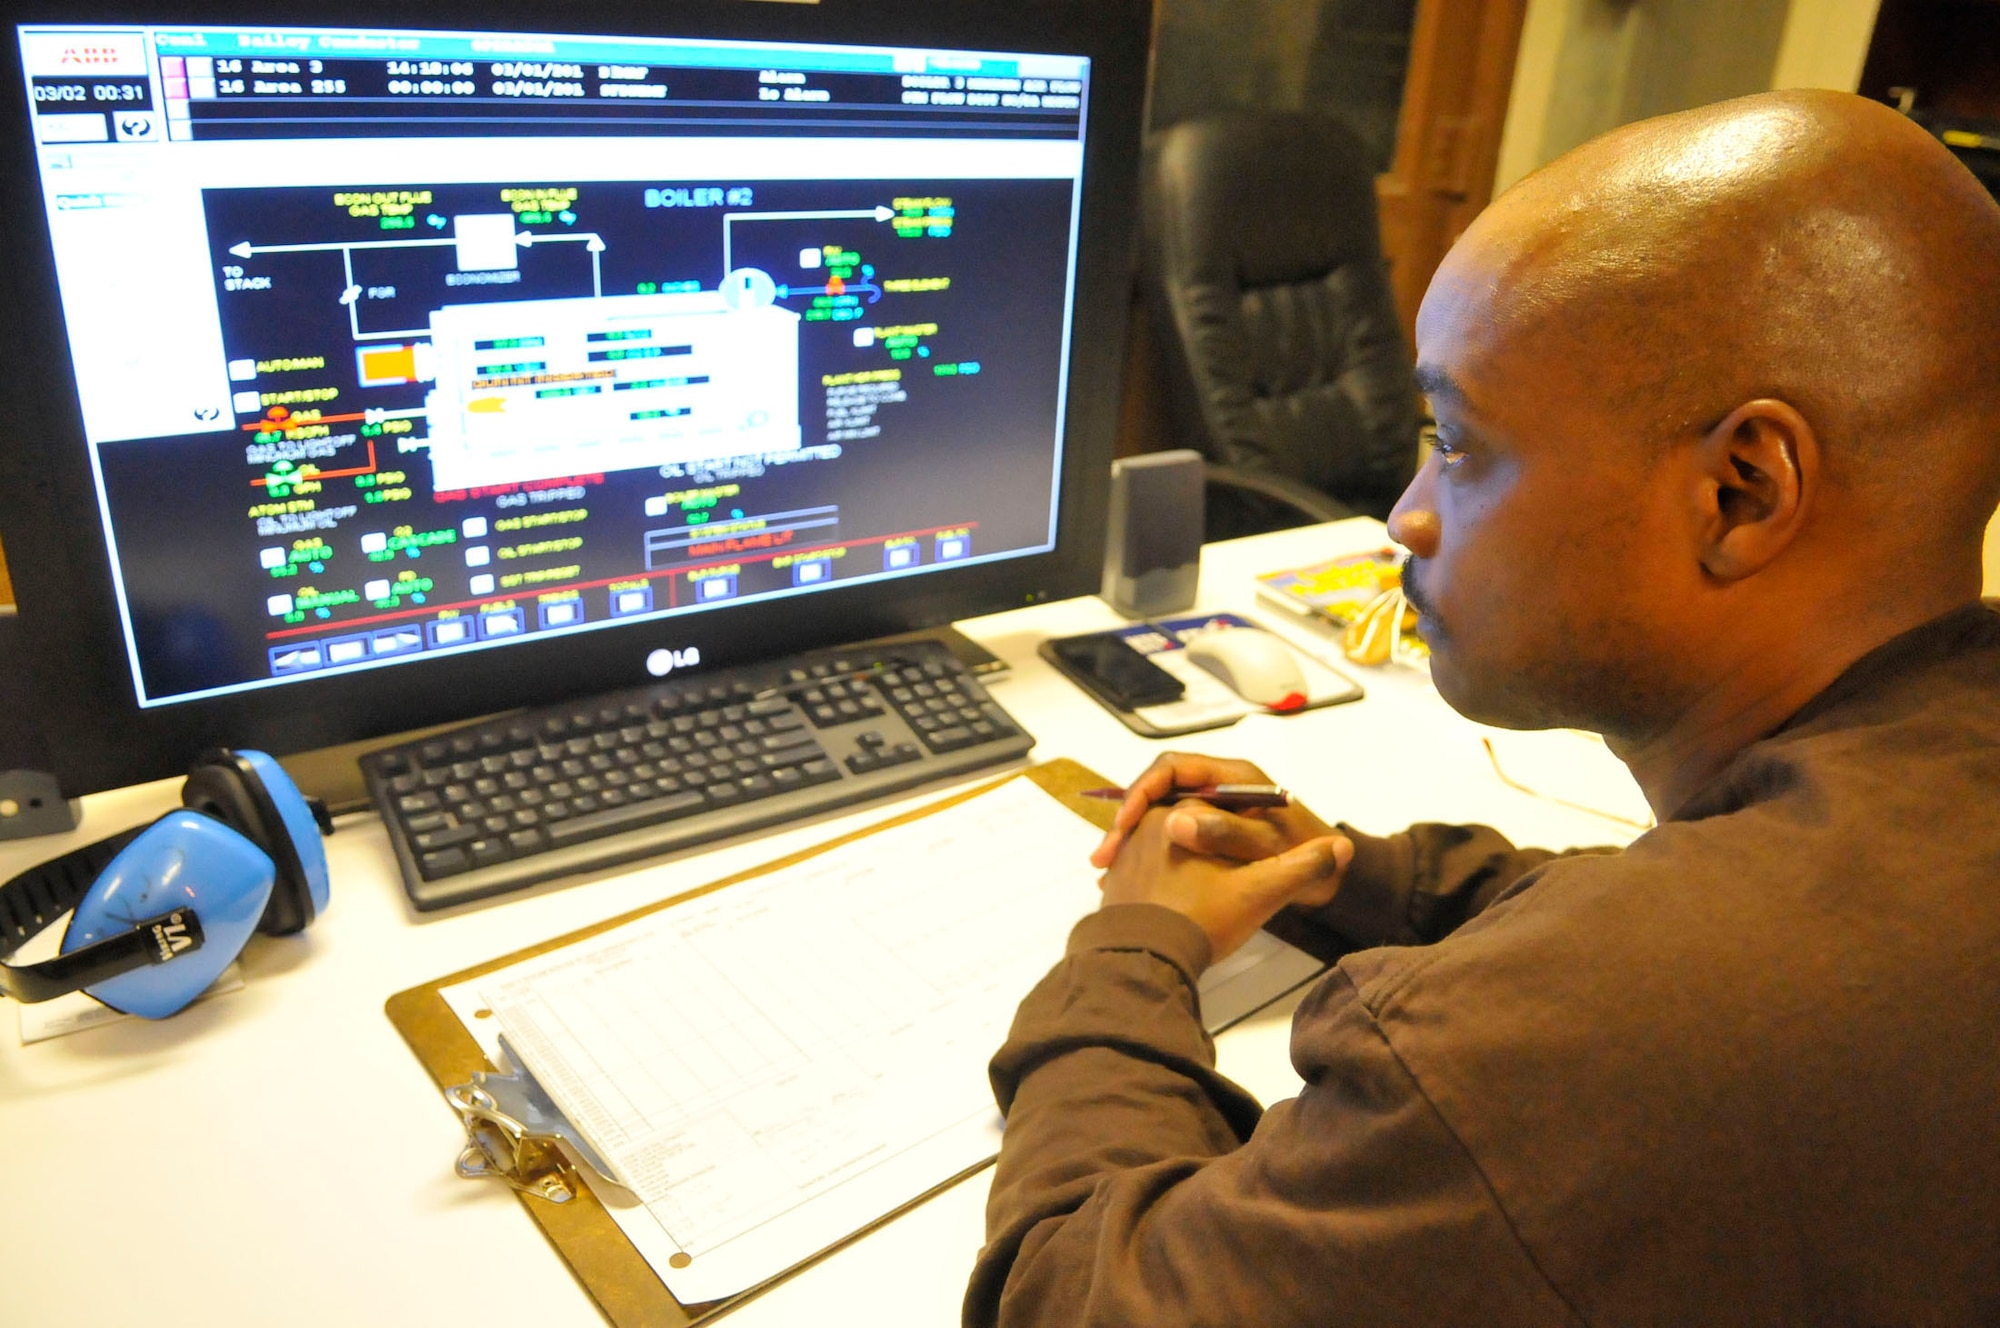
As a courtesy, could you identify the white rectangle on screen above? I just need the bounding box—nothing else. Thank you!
[423,291,801,491]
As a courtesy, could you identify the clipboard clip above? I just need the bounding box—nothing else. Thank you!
[445,1039,616,1204]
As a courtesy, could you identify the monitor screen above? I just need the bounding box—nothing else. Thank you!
[0,0,1147,795]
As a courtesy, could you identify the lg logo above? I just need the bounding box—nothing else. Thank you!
[646,646,702,677]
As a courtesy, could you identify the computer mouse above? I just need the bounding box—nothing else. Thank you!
[1182,627,1308,711]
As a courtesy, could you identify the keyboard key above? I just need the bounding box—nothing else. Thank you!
[507,828,545,854]
[413,823,481,852]
[469,839,509,868]
[419,848,469,878]
[545,790,707,846]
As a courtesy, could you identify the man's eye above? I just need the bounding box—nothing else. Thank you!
[1422,425,1468,470]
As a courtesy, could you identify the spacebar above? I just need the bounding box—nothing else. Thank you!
[545,790,709,846]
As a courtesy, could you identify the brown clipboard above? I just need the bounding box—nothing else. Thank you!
[385,758,1115,1327]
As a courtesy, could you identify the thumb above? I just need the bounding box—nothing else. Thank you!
[1235,834,1353,910]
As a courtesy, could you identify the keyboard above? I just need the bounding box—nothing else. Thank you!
[360,638,1032,910]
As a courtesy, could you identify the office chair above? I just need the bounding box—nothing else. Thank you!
[1140,110,1422,541]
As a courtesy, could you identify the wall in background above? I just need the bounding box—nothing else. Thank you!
[1495,0,1881,192]
[1771,0,1887,90]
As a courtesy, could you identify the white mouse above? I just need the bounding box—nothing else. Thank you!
[1182,627,1308,711]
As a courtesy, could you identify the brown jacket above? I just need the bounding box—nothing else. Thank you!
[969,605,2000,1326]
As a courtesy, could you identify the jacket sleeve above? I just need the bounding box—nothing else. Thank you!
[966,903,1579,1328]
[1280,823,1610,957]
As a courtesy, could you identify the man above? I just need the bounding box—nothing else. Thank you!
[966,90,2000,1325]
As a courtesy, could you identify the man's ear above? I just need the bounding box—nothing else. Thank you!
[1694,398,1818,582]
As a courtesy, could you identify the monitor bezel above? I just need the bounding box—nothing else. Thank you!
[0,0,1149,796]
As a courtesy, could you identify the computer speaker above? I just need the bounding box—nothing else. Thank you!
[1101,449,1203,618]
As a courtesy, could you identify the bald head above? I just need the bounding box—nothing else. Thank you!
[1448,89,2000,544]
[1395,92,2000,776]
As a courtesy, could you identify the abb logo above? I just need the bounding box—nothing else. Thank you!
[23,32,147,77]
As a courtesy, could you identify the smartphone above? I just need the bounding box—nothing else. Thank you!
[1049,632,1186,709]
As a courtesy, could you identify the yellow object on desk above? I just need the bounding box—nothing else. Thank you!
[1254,547,1427,666]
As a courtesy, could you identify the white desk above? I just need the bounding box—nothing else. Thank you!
[0,520,1644,1327]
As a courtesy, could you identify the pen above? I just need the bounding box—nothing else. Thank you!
[1080,783,1290,810]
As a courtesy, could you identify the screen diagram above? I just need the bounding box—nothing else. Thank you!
[94,173,1080,701]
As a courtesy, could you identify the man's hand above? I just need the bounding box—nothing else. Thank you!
[1101,805,1353,964]
[1090,752,1343,874]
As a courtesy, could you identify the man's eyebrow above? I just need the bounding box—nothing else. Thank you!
[1413,365,1467,408]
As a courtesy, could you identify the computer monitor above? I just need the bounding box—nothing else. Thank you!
[0,0,1150,797]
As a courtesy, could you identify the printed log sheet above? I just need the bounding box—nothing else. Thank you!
[440,776,1323,1303]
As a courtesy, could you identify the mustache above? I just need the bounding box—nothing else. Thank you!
[1400,558,1433,618]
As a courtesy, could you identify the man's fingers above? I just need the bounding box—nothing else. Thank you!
[1235,834,1354,909]
[1094,754,1211,865]
[1090,753,1281,867]
[1165,805,1290,861]
[1112,754,1202,832]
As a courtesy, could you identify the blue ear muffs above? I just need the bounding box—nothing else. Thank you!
[0,749,332,1020]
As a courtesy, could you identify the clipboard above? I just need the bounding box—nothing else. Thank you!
[386,758,1118,1327]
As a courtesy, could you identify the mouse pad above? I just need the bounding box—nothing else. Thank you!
[1042,613,1364,738]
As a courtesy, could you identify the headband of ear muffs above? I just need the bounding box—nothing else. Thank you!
[0,749,332,1019]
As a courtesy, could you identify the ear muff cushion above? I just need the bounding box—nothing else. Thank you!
[236,751,329,925]
[180,751,321,935]
[64,811,274,1019]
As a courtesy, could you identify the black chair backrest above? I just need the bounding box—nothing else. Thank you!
[1142,110,1420,526]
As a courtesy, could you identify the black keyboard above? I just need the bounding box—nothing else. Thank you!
[360,638,1032,910]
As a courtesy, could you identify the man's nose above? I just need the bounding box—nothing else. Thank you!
[1387,472,1439,557]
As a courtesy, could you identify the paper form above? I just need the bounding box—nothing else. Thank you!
[441,776,1325,1304]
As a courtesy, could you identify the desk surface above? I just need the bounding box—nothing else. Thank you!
[0,520,1645,1328]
